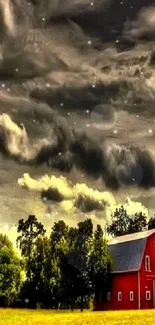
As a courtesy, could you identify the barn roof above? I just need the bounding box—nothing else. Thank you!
[108,229,155,273]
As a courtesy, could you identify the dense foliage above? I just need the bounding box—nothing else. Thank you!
[107,206,148,237]
[0,234,22,306]
[0,216,112,310]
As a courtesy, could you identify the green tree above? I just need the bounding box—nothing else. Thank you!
[69,219,93,312]
[107,207,148,237]
[148,217,155,230]
[59,226,78,310]
[16,215,46,307]
[45,221,69,309]
[0,234,13,250]
[89,225,112,306]
[128,212,147,233]
[107,206,130,237]
[0,234,22,307]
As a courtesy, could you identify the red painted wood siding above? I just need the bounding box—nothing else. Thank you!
[96,272,138,310]
[139,233,155,309]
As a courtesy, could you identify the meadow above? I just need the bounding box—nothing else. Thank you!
[0,309,154,325]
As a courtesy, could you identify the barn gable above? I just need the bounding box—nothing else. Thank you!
[108,229,155,273]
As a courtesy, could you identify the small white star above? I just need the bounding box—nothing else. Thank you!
[46,83,50,88]
[67,112,70,116]
[58,152,62,156]
[1,83,5,88]
[86,110,90,113]
[15,68,19,72]
[87,40,92,45]
[113,129,118,134]
[74,122,76,125]
[90,2,94,5]
[33,119,36,123]
[136,115,139,118]
[92,84,96,88]
[148,129,153,134]
[60,103,64,107]
[42,17,45,21]
[132,178,135,182]
[116,39,119,43]
[7,88,10,92]
[87,124,90,127]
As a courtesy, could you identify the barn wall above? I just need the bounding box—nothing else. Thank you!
[140,233,155,309]
[95,272,138,310]
[95,232,155,311]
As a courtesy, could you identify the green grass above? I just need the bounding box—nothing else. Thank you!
[0,309,154,325]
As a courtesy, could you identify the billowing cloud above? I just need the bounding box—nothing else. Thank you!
[18,173,149,227]
[1,113,155,190]
[124,6,155,40]
[0,113,50,161]
[18,173,116,216]
[118,197,148,220]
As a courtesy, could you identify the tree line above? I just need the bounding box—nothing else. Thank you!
[0,216,112,310]
[107,205,155,237]
[0,207,155,310]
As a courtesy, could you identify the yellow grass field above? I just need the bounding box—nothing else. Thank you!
[0,309,155,325]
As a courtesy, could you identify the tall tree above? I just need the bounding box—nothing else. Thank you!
[68,219,93,312]
[0,234,22,307]
[128,212,147,233]
[47,221,69,309]
[16,215,46,307]
[60,226,78,310]
[107,206,130,237]
[89,225,112,307]
[107,207,148,237]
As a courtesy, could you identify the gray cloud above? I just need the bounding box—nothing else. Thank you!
[0,0,155,229]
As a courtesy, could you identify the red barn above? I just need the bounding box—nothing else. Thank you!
[95,229,155,310]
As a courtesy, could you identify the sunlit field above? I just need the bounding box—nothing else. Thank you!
[0,309,155,325]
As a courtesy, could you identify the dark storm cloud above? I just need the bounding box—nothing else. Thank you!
[30,81,121,111]
[1,0,155,193]
[70,138,155,190]
[1,110,155,190]
[124,6,155,41]
[35,133,155,190]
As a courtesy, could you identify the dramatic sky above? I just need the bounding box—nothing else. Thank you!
[1,0,155,241]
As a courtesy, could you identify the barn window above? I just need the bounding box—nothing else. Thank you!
[146,290,151,301]
[107,292,111,301]
[145,256,150,272]
[130,291,134,301]
[118,292,122,301]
